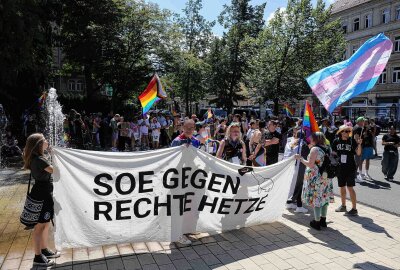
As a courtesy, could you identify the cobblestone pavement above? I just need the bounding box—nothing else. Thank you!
[1,170,400,270]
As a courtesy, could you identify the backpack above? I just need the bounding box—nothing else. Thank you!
[314,145,337,178]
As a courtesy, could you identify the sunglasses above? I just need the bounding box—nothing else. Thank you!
[342,130,351,134]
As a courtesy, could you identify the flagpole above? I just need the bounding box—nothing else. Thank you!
[295,101,306,166]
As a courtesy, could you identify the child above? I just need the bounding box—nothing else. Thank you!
[22,133,60,267]
[130,117,140,151]
[150,117,161,149]
[138,114,150,150]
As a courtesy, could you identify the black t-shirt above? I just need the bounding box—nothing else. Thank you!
[31,155,53,183]
[382,134,400,151]
[263,130,282,157]
[332,138,357,169]
[361,128,374,147]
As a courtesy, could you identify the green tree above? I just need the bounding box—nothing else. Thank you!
[211,0,266,112]
[0,0,61,123]
[174,0,215,114]
[60,0,123,103]
[246,0,345,114]
[103,1,179,110]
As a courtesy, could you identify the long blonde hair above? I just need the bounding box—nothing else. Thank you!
[225,122,242,141]
[23,133,45,170]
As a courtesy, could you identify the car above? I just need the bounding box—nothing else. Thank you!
[232,107,259,119]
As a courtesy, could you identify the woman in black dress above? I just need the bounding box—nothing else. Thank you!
[23,133,60,267]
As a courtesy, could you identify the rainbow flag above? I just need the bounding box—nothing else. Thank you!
[303,100,319,141]
[283,103,294,117]
[138,74,167,115]
[38,92,47,109]
[307,33,392,113]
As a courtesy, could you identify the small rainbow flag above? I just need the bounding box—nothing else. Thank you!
[303,100,319,141]
[284,103,294,117]
[138,74,167,115]
[38,92,47,109]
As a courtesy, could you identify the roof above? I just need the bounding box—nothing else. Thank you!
[331,0,373,14]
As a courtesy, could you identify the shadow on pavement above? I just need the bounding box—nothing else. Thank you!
[389,179,400,185]
[282,213,364,254]
[353,261,393,269]
[21,222,314,270]
[358,178,391,190]
[346,215,393,239]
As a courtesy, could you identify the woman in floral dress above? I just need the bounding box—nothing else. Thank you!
[295,132,334,230]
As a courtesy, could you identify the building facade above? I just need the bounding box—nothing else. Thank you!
[46,47,87,97]
[331,0,400,121]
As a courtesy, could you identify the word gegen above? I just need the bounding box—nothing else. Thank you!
[92,168,268,220]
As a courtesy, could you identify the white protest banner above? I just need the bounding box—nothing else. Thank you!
[52,146,295,249]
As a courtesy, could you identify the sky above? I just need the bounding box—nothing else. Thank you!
[147,0,336,36]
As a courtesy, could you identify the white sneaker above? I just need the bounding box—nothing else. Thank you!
[286,203,297,210]
[177,235,192,245]
[295,207,308,213]
[356,174,363,183]
[364,173,371,180]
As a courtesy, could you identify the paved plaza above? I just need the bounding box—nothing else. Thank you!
[1,169,400,270]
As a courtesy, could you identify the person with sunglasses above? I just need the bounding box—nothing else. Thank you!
[331,125,362,216]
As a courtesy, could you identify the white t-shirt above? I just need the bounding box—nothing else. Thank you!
[138,119,149,135]
[151,122,161,141]
[151,122,161,134]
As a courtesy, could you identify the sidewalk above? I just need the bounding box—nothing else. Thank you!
[1,172,400,270]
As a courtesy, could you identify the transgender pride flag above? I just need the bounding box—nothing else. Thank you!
[306,33,392,113]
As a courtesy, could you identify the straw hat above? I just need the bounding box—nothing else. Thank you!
[336,125,352,136]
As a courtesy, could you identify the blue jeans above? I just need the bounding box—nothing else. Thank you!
[382,150,398,179]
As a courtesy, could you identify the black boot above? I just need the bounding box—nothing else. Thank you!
[310,220,321,230]
[320,217,327,228]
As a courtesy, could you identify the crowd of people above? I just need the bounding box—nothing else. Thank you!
[12,106,400,267]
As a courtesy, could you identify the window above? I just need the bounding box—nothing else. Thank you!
[395,36,400,52]
[382,8,390,23]
[342,21,347,33]
[68,80,76,91]
[353,18,360,31]
[378,69,387,84]
[392,67,400,83]
[365,14,372,28]
[396,6,400,20]
[76,80,84,91]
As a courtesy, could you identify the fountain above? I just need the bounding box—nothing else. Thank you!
[44,88,65,147]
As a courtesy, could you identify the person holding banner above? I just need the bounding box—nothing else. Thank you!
[171,119,200,148]
[22,133,60,267]
[295,132,334,231]
[216,122,247,165]
[170,119,200,245]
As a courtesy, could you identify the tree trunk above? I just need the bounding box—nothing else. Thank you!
[84,65,95,103]
[273,97,279,116]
